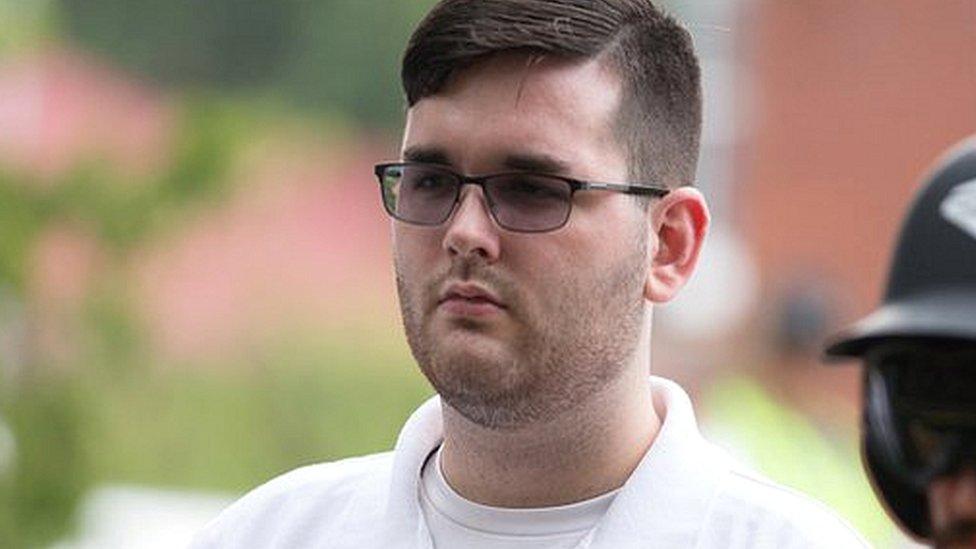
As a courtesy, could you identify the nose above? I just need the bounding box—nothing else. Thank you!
[442,186,501,262]
[928,467,976,533]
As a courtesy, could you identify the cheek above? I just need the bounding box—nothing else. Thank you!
[393,227,443,271]
[506,246,580,321]
[395,226,468,318]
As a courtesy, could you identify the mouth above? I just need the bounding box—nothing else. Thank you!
[437,282,506,317]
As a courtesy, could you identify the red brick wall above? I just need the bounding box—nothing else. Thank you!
[741,0,976,324]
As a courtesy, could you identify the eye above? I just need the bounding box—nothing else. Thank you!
[419,176,449,190]
[492,175,569,204]
[403,168,455,195]
[514,179,562,197]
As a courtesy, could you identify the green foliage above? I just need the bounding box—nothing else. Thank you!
[0,336,428,547]
[83,340,430,493]
[0,0,58,53]
[0,94,259,545]
[0,96,243,273]
[0,380,92,548]
[56,0,438,128]
[0,85,426,544]
[275,1,437,128]
[56,0,301,89]
[2,2,444,536]
[0,176,41,292]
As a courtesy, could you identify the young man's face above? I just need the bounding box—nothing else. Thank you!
[392,53,653,429]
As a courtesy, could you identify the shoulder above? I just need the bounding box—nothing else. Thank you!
[704,464,870,548]
[192,452,394,548]
[226,451,392,511]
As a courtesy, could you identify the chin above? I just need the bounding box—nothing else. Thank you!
[427,344,525,393]
[420,347,548,429]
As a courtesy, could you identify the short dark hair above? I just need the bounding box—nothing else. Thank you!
[402,0,702,189]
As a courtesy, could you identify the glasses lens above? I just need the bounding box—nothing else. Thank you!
[381,164,459,225]
[485,174,572,232]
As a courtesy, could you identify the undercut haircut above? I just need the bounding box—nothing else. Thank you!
[402,0,702,190]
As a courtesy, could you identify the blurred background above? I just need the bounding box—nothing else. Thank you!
[0,0,972,547]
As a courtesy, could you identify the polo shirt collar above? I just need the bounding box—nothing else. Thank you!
[588,377,729,547]
[382,376,728,548]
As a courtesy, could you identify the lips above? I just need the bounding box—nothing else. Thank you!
[439,282,504,306]
[437,282,506,316]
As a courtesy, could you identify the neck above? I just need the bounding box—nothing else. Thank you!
[438,364,660,508]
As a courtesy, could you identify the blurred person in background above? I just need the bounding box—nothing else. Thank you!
[194,1,866,547]
[825,136,976,547]
[702,274,909,547]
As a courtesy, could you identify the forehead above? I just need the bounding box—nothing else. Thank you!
[401,53,626,176]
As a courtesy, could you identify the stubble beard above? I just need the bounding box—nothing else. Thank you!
[395,232,648,431]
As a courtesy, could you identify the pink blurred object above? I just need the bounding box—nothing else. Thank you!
[135,142,401,363]
[2,47,403,366]
[0,47,174,183]
[29,224,103,305]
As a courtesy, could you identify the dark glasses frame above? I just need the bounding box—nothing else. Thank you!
[374,162,670,233]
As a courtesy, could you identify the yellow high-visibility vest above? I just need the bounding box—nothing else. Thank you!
[701,375,909,547]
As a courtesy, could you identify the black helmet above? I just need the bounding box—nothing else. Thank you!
[824,135,976,540]
[825,137,976,355]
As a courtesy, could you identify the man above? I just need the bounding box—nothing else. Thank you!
[195,1,865,547]
[825,137,976,548]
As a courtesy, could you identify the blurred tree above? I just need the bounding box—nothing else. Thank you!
[0,96,245,547]
[57,0,300,88]
[57,0,437,128]
[275,1,436,128]
[0,382,90,548]
[0,0,58,53]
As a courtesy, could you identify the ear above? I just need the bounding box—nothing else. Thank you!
[644,187,710,303]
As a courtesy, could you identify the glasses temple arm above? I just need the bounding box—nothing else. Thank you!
[576,181,670,196]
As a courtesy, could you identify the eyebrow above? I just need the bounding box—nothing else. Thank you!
[401,146,572,176]
[402,146,450,165]
[500,153,571,175]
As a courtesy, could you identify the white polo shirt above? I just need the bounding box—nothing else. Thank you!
[192,377,868,548]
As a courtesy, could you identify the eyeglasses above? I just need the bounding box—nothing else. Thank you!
[373,162,669,233]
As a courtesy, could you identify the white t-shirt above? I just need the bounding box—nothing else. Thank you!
[420,444,619,548]
[193,377,869,548]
